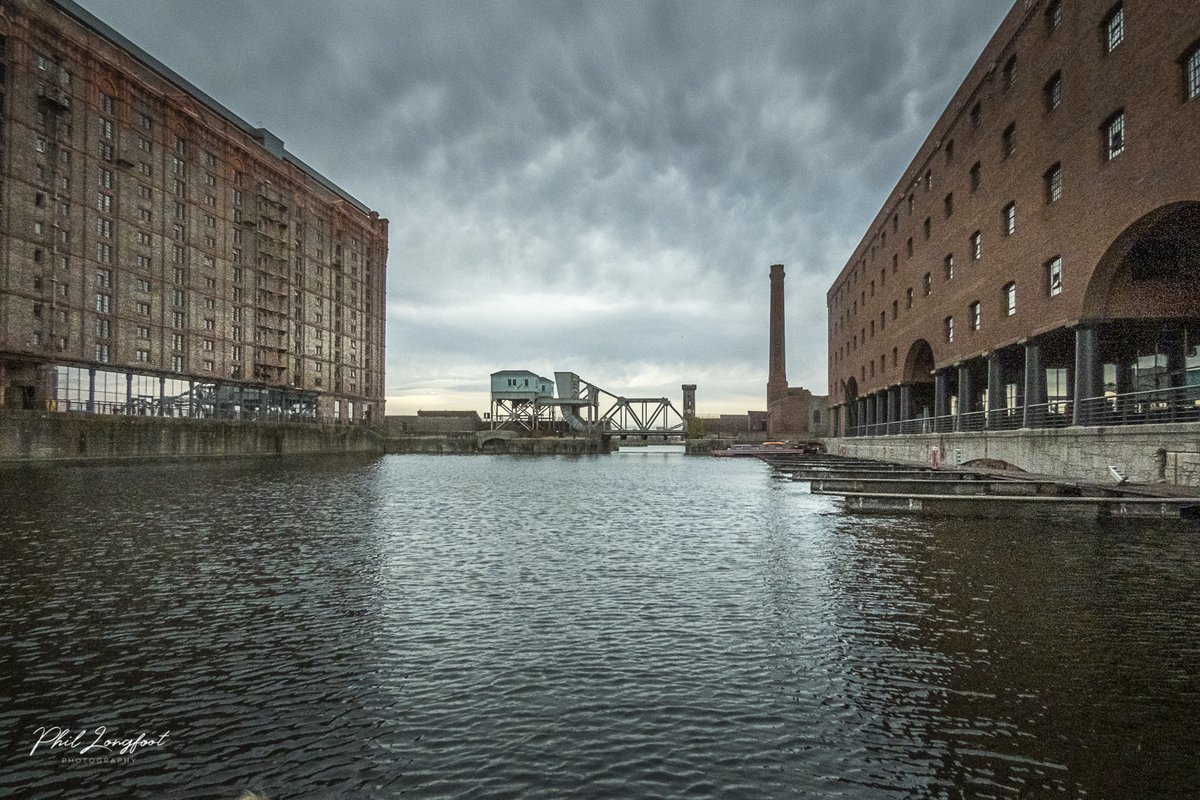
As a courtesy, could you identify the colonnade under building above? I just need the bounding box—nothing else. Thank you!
[0,360,372,424]
[835,320,1200,437]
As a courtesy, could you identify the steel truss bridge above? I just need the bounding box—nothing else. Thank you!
[491,372,687,438]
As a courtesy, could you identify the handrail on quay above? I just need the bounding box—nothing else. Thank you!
[845,382,1200,437]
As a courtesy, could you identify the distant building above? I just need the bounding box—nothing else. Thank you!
[0,0,388,422]
[766,263,828,437]
[826,0,1200,437]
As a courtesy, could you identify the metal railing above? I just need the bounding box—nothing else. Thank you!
[844,385,1200,437]
[1077,384,1200,427]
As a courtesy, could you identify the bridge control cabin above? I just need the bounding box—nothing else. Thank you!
[490,370,555,402]
[489,370,557,432]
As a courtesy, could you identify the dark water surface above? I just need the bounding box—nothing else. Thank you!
[1,453,1197,799]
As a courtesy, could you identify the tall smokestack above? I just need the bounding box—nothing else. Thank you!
[767,264,787,404]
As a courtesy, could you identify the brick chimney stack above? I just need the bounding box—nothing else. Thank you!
[767,264,788,404]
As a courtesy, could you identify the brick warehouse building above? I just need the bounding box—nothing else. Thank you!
[826,0,1200,440]
[0,0,388,423]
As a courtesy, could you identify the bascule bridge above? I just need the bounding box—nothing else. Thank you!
[489,370,688,441]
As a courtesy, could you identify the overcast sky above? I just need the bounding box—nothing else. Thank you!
[76,0,1012,416]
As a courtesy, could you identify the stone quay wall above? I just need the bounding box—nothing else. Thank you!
[0,410,384,464]
[826,424,1200,487]
[385,433,606,455]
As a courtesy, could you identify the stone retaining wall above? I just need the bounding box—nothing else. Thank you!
[0,410,384,464]
[825,424,1200,487]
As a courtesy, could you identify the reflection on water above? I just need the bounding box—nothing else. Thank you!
[1,454,1197,798]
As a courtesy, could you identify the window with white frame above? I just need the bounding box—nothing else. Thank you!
[1185,43,1200,101]
[970,301,982,331]
[1104,110,1125,159]
[945,316,954,343]
[1044,71,1062,111]
[1045,163,1063,203]
[971,231,982,261]
[1002,55,1017,89]
[1004,282,1017,316]
[1103,4,1124,53]
[1047,256,1063,296]
[1003,202,1016,235]
[1046,0,1062,32]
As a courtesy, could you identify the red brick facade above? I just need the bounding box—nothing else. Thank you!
[0,0,388,422]
[826,0,1200,436]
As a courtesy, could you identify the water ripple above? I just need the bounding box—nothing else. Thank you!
[1,454,1197,798]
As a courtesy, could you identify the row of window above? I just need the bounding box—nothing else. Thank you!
[832,2,1199,318]
[832,254,1065,372]
[831,38,1200,381]
[835,102,1100,326]
[36,309,361,379]
[33,136,368,269]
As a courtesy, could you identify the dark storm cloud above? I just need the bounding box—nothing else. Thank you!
[77,0,1012,413]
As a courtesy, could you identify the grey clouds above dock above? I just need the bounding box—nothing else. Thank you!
[76,0,1011,414]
